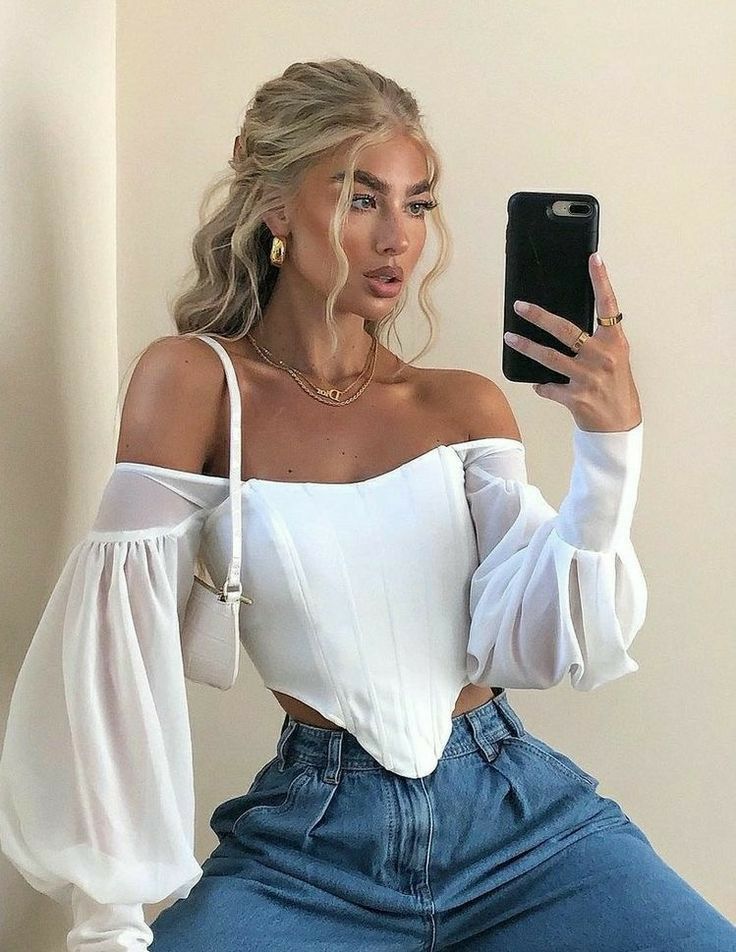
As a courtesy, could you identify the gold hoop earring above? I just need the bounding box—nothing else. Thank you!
[270,236,285,267]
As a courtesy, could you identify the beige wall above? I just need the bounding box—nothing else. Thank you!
[0,1,117,949]
[1,1,734,947]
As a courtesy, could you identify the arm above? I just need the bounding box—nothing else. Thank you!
[0,336,224,951]
[115,334,224,471]
[455,371,647,691]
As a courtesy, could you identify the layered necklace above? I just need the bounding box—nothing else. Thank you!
[245,332,378,407]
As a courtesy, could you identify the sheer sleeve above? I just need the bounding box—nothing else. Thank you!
[0,465,219,951]
[463,420,648,693]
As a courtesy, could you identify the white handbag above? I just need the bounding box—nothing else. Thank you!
[179,334,253,690]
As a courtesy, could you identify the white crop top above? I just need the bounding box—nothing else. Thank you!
[0,335,647,950]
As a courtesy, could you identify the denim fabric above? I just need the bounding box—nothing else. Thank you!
[150,689,735,950]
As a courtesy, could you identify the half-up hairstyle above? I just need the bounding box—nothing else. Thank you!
[115,58,451,431]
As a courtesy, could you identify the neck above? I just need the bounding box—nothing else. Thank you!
[249,269,377,384]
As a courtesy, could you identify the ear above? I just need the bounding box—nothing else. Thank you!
[261,208,289,239]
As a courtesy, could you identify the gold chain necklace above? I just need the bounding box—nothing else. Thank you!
[245,332,378,406]
[249,336,373,398]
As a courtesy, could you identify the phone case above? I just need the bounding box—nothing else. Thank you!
[503,191,599,384]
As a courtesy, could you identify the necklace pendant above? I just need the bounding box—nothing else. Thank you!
[314,386,342,401]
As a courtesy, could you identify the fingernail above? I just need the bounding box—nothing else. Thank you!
[592,252,603,266]
[513,300,529,314]
[505,332,518,343]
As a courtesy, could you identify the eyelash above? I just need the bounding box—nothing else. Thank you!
[351,194,438,217]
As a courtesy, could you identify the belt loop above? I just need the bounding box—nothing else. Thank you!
[465,711,501,764]
[322,730,343,786]
[276,718,298,771]
[494,693,525,739]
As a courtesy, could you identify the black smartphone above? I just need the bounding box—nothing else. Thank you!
[502,191,600,384]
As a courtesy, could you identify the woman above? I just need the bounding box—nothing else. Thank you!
[1,59,733,951]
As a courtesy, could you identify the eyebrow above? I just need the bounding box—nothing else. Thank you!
[330,169,431,197]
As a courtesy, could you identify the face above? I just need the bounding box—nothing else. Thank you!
[272,133,435,318]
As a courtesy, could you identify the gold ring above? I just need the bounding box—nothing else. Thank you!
[571,330,590,354]
[572,311,624,355]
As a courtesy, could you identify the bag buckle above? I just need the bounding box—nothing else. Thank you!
[218,580,254,605]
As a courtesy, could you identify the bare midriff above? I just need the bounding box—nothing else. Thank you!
[270,682,501,730]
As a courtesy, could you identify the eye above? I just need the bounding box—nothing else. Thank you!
[351,194,377,212]
[351,194,438,217]
[408,200,438,218]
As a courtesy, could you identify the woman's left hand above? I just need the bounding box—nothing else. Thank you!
[503,254,643,433]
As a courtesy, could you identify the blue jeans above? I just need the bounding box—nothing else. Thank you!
[150,689,735,950]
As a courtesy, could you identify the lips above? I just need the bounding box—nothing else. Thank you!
[363,265,403,282]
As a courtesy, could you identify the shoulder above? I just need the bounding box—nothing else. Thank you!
[423,367,523,442]
[115,334,227,471]
[130,333,227,382]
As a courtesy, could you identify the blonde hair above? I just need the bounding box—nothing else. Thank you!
[115,58,452,431]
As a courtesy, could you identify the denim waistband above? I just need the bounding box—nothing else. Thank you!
[275,688,526,781]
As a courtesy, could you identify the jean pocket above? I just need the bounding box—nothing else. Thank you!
[209,756,304,838]
[228,761,314,838]
[511,734,600,790]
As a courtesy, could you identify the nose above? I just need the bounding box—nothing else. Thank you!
[375,207,411,258]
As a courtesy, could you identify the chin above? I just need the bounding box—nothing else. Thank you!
[336,292,396,323]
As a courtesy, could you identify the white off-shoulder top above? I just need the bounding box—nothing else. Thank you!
[0,336,647,951]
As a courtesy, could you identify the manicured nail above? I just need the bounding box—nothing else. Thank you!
[505,332,519,343]
[513,300,529,314]
[592,252,603,266]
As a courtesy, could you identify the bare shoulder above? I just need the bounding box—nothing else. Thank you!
[424,367,523,442]
[115,334,227,472]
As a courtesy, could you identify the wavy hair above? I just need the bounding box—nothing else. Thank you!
[115,58,452,432]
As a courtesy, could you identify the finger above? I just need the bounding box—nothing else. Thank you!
[589,254,622,324]
[533,382,570,402]
[504,330,581,377]
[513,300,583,349]
[532,381,576,412]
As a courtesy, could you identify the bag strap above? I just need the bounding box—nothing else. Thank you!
[192,334,243,602]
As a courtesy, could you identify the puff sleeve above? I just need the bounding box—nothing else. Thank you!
[464,420,648,692]
[0,465,216,950]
